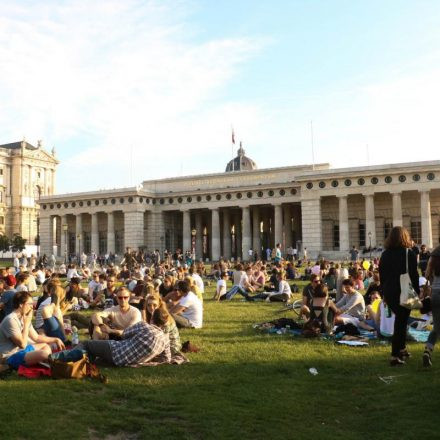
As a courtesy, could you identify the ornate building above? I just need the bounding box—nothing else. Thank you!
[38,146,440,259]
[0,140,58,244]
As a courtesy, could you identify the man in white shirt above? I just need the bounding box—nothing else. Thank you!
[91,287,141,339]
[189,267,204,294]
[170,280,203,328]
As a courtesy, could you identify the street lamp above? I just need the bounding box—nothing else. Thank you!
[63,224,68,263]
[368,231,372,260]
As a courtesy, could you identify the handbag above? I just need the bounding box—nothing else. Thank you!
[49,349,107,383]
[399,249,423,309]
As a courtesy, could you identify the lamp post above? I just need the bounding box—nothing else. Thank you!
[368,231,372,260]
[191,228,196,260]
[63,224,68,263]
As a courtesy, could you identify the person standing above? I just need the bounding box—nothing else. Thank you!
[379,227,419,366]
[422,246,440,367]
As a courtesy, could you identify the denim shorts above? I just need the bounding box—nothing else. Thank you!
[7,344,35,369]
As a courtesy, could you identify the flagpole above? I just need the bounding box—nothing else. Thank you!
[310,120,315,171]
[231,126,235,171]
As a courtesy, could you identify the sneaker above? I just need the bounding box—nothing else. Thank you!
[390,357,406,367]
[423,350,432,368]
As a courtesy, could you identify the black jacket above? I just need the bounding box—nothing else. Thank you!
[379,247,420,301]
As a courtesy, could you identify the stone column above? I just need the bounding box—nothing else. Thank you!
[124,210,145,250]
[91,213,99,254]
[364,194,376,248]
[75,214,83,255]
[283,205,292,249]
[252,206,261,257]
[274,204,283,248]
[107,212,115,253]
[241,206,251,261]
[301,198,322,256]
[211,209,220,261]
[182,210,191,252]
[60,215,67,258]
[420,190,433,247]
[338,196,349,251]
[222,209,231,260]
[391,192,403,227]
[234,211,242,259]
[195,211,203,260]
[39,215,53,256]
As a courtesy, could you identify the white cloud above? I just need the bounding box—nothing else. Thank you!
[0,0,265,191]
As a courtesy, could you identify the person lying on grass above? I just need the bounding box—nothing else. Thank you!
[91,287,142,340]
[79,320,171,367]
[333,278,375,331]
[0,291,65,370]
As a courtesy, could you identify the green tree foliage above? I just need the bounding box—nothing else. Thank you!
[0,234,10,253]
[11,234,26,252]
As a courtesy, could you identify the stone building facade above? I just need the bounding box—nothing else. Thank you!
[0,140,58,244]
[38,147,440,260]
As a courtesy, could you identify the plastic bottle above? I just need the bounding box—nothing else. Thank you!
[71,326,79,346]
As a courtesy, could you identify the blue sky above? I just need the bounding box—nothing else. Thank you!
[1,0,440,193]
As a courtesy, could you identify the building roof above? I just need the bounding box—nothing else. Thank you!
[0,141,38,151]
[225,145,257,172]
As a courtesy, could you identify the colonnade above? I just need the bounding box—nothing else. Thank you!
[303,189,434,254]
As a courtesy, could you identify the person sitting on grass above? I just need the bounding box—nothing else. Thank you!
[80,320,171,367]
[303,283,338,335]
[143,294,182,354]
[224,266,256,300]
[0,291,65,369]
[246,271,292,302]
[40,283,68,343]
[250,265,266,290]
[91,287,142,340]
[334,279,375,331]
[213,271,228,301]
[0,278,16,323]
[169,280,203,329]
[300,274,320,319]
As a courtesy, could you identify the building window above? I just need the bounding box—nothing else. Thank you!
[385,176,392,184]
[331,180,339,188]
[399,175,406,183]
[0,192,2,203]
[83,232,91,254]
[384,221,392,240]
[371,177,379,184]
[0,168,3,175]
[333,224,339,249]
[428,173,435,181]
[318,181,326,189]
[359,223,366,247]
[0,216,4,225]
[411,221,422,244]
[357,178,365,186]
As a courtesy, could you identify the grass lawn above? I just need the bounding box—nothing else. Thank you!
[1,280,439,439]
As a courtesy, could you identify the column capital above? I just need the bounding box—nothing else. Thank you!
[418,189,431,194]
[337,194,348,199]
[390,191,402,196]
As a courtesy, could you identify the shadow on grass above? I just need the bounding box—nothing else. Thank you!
[1,348,438,440]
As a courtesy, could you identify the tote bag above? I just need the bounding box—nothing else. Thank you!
[400,249,422,309]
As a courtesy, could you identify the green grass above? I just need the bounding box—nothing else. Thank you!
[1,281,439,439]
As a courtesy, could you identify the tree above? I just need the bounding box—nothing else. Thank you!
[0,235,10,253]
[11,234,26,252]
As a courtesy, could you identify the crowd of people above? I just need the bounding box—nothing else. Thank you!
[0,225,438,373]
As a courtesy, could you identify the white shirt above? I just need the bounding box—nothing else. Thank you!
[179,292,203,328]
[239,273,250,290]
[216,279,227,297]
[36,270,46,284]
[67,268,81,282]
[191,273,204,294]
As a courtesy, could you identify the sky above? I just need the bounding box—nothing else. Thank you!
[1,0,440,194]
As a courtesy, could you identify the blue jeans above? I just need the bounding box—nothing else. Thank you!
[225,285,248,300]
[43,316,66,342]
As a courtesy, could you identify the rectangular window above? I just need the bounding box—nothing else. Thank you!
[83,232,91,254]
[0,216,4,225]
[99,232,107,255]
[0,168,3,175]
[333,224,339,249]
[359,223,366,247]
[384,222,392,241]
[411,221,422,244]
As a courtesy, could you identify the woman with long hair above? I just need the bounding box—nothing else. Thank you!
[422,246,440,367]
[379,226,419,366]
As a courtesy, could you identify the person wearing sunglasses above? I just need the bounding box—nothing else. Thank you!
[90,287,141,340]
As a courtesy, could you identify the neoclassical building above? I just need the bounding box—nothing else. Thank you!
[38,147,440,260]
[0,140,58,244]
